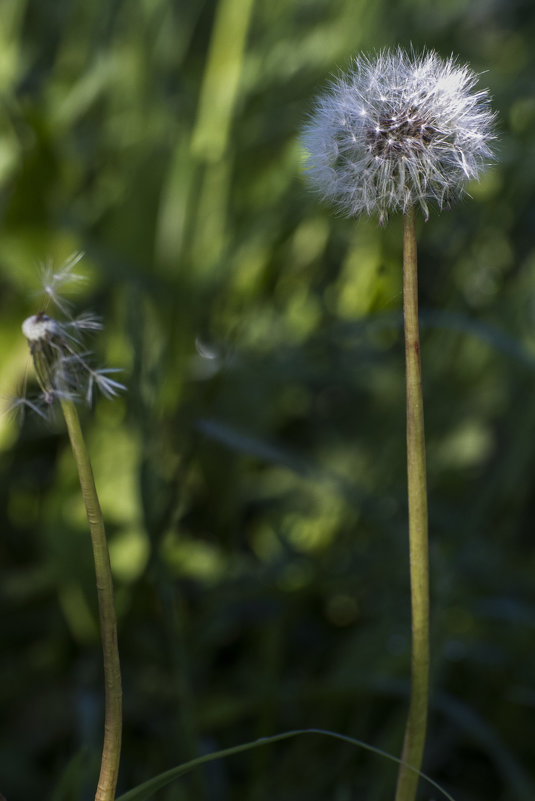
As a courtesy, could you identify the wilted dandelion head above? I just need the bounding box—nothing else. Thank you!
[19,255,125,416]
[301,48,496,223]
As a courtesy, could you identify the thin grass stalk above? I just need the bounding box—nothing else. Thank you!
[60,398,122,801]
[394,206,430,801]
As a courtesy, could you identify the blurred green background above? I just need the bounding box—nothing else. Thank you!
[1,1,534,799]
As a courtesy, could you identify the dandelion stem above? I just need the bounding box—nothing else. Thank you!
[395,206,430,801]
[60,399,122,801]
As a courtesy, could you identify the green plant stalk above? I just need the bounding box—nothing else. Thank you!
[60,399,122,801]
[394,206,430,801]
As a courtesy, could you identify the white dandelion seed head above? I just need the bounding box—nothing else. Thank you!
[301,47,496,223]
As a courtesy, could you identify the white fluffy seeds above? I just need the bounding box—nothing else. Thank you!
[301,48,496,223]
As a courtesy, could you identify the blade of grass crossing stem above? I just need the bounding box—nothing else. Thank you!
[115,729,455,801]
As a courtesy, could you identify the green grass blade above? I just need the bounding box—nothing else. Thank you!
[115,728,456,801]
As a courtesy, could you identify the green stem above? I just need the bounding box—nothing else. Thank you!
[394,207,430,801]
[60,399,122,801]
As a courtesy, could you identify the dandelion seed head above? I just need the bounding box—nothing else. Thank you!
[301,47,496,223]
[21,255,125,412]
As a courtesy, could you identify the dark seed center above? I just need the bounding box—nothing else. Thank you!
[367,112,436,158]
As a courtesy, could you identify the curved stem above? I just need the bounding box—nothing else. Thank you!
[394,207,430,801]
[60,399,122,801]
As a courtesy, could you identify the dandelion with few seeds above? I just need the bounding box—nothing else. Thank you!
[22,311,125,411]
[19,255,124,801]
[302,48,496,801]
[21,254,124,413]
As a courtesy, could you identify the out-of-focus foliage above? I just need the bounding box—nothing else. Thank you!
[1,1,535,800]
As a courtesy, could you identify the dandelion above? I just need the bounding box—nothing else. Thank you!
[21,256,125,411]
[301,48,495,223]
[19,254,123,801]
[22,311,125,408]
[302,48,496,801]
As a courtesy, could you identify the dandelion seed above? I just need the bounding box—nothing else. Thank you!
[8,394,50,421]
[38,251,86,313]
[87,368,126,404]
[301,47,496,223]
[67,313,103,333]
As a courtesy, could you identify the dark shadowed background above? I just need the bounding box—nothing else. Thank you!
[1,1,534,799]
